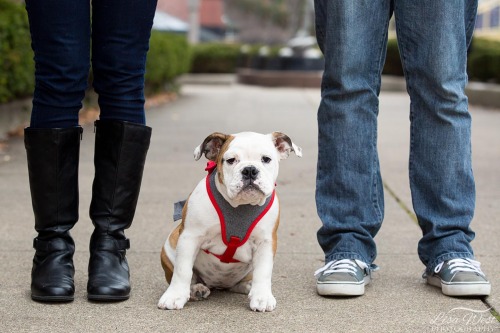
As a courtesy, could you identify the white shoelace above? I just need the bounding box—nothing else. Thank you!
[314,259,368,277]
[434,258,485,276]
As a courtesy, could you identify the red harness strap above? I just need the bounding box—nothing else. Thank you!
[204,161,275,264]
[203,236,241,263]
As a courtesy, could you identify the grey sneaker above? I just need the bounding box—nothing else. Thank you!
[425,258,491,296]
[315,259,370,296]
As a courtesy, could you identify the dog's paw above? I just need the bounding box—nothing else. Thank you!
[157,288,190,310]
[190,283,211,301]
[248,291,276,312]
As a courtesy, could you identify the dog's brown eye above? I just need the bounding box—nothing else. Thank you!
[262,156,272,164]
[226,158,236,165]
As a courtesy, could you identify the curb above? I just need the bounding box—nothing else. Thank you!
[176,74,237,86]
[236,69,322,88]
[0,98,31,141]
[466,81,500,109]
[381,76,500,109]
[2,74,498,140]
[179,73,500,110]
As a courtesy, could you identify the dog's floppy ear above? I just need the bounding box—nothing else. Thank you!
[271,132,303,160]
[194,132,230,161]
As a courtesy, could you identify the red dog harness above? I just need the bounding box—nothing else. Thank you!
[203,161,275,263]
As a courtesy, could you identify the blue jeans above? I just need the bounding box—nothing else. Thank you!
[315,0,478,273]
[25,0,158,128]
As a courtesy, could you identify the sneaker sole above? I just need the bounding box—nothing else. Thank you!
[316,276,370,296]
[317,283,364,296]
[427,276,491,296]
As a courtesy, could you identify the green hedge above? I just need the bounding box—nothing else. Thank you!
[383,37,500,83]
[468,38,500,82]
[190,43,241,73]
[145,31,191,93]
[0,0,190,104]
[382,38,404,76]
[2,0,499,106]
[0,0,34,103]
[189,38,500,84]
[188,42,334,73]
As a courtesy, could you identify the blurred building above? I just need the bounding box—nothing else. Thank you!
[154,0,312,45]
[154,0,226,41]
[224,0,309,44]
[476,0,500,39]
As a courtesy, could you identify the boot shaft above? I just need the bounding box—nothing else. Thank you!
[25,127,83,237]
[90,120,152,234]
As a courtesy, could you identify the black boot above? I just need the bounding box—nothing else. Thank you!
[25,127,83,302]
[87,120,151,301]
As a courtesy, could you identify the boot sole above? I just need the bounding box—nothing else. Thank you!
[32,294,74,302]
[87,294,130,302]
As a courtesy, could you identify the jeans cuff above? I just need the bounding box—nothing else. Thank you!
[426,252,475,274]
[325,252,372,266]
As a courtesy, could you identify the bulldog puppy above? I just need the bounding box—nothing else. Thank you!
[158,132,302,312]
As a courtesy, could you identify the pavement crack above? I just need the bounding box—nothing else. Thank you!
[383,181,418,226]
[482,297,500,323]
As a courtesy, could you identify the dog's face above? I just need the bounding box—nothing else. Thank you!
[194,132,302,206]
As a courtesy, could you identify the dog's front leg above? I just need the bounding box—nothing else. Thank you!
[248,238,276,312]
[158,232,201,310]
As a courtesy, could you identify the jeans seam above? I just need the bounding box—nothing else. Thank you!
[370,4,391,224]
[373,4,391,88]
[465,1,478,38]
[394,2,418,222]
[372,137,383,223]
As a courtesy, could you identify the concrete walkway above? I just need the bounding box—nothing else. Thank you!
[0,82,499,332]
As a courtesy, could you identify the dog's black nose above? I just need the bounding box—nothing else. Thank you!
[242,166,259,180]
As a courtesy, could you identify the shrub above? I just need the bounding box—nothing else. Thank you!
[0,4,190,105]
[145,31,192,93]
[237,44,263,68]
[0,0,34,103]
[468,38,500,83]
[382,37,500,83]
[184,37,500,82]
[190,43,241,73]
[382,38,404,76]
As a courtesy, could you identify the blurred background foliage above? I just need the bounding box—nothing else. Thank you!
[1,0,500,105]
[0,0,34,103]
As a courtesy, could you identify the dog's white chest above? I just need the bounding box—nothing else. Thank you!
[194,248,253,288]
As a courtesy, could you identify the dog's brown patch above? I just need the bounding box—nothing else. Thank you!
[168,223,182,250]
[200,132,230,161]
[216,135,235,185]
[161,246,174,284]
[240,272,253,283]
[162,196,191,284]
